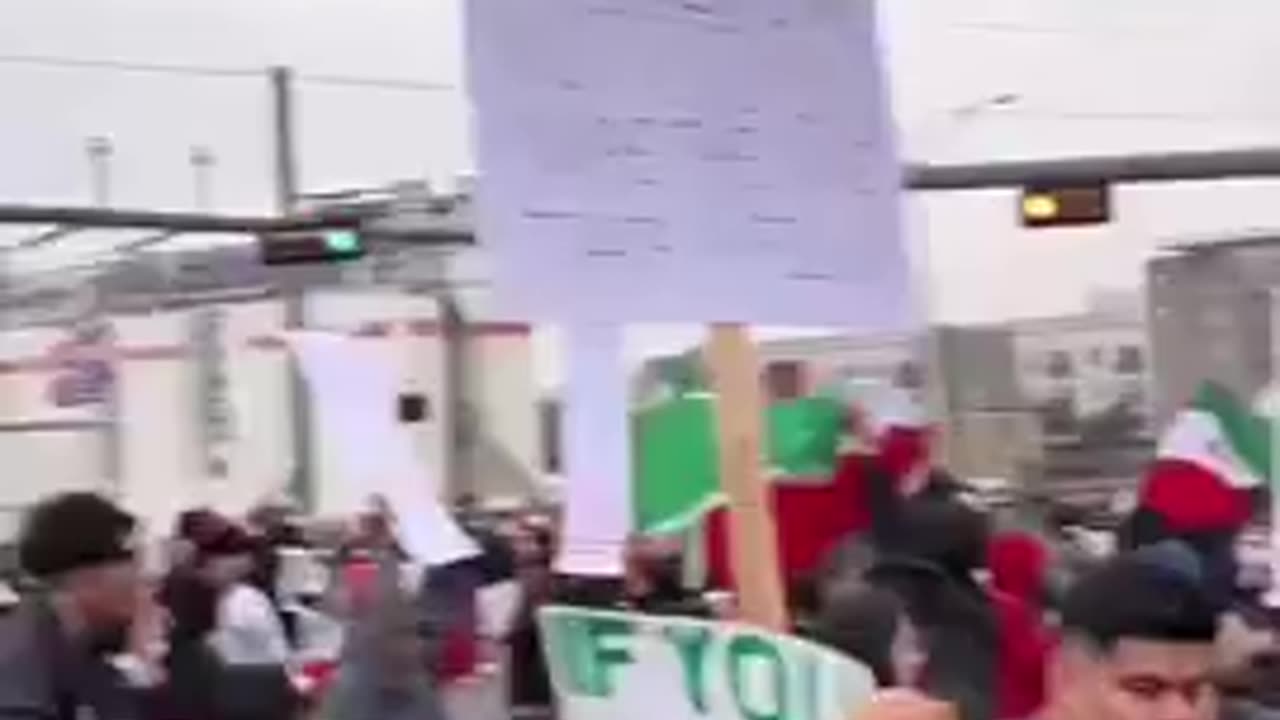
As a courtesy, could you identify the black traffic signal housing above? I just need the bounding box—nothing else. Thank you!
[259,228,366,266]
[1019,182,1111,228]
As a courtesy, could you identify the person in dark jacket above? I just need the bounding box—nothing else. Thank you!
[0,493,144,720]
[153,510,224,720]
[1119,507,1239,613]
[868,500,999,720]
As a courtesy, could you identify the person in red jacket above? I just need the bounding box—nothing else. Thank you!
[987,531,1055,720]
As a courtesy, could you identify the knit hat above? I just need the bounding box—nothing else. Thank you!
[19,493,137,580]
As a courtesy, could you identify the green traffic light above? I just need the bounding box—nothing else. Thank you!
[324,230,362,255]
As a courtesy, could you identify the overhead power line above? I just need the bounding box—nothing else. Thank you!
[0,54,258,79]
[918,105,1280,128]
[0,53,457,93]
[939,14,1274,39]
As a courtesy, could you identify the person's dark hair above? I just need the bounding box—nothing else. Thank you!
[174,508,216,540]
[194,522,256,563]
[815,578,909,687]
[891,499,990,580]
[19,492,136,580]
[1060,541,1219,651]
[789,575,821,619]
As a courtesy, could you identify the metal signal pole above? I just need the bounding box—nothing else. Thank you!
[269,66,315,511]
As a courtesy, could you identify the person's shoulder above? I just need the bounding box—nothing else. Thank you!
[1223,698,1280,720]
[0,604,56,716]
[853,690,957,720]
[0,603,50,666]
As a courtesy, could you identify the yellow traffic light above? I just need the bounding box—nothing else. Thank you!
[1019,183,1110,228]
[1021,193,1061,222]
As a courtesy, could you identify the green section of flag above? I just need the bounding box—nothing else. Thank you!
[632,393,846,535]
[1195,382,1272,480]
[766,396,846,477]
[632,395,723,535]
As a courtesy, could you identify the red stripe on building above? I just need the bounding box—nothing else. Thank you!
[405,320,531,337]
[120,346,188,362]
[0,344,187,374]
[353,321,392,338]
[242,320,531,349]
[408,319,443,336]
[0,319,531,374]
[247,336,287,350]
[469,322,531,337]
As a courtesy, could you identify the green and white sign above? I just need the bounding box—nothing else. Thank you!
[540,606,875,720]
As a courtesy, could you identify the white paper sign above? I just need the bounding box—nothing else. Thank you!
[540,605,876,720]
[288,332,479,566]
[556,324,633,577]
[465,0,912,328]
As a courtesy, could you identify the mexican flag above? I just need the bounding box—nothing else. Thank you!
[1140,382,1272,533]
[632,392,846,535]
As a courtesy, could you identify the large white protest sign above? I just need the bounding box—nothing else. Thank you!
[540,606,876,720]
[465,0,912,329]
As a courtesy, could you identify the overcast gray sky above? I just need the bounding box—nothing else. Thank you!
[4,0,1280,373]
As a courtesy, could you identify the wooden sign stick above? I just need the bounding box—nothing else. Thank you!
[705,323,788,631]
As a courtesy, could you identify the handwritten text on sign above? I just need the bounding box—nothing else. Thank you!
[540,606,875,720]
[466,0,912,328]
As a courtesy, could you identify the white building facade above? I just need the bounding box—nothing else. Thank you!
[0,193,544,539]
[1011,308,1152,443]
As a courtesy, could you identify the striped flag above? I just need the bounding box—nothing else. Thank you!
[631,392,846,535]
[1141,382,1271,532]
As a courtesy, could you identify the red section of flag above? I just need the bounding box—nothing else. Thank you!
[704,453,878,589]
[1139,458,1254,533]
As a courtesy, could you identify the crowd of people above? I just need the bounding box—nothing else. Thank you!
[0,492,558,720]
[0,432,1277,720]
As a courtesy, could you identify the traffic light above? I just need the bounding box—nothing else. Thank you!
[1019,182,1111,228]
[258,228,366,266]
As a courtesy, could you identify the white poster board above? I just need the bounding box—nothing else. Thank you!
[465,0,912,329]
[540,605,875,720]
[556,324,633,577]
[288,332,478,566]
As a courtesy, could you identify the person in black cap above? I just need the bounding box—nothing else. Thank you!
[0,492,143,720]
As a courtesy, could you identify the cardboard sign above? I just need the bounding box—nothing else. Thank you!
[540,606,875,720]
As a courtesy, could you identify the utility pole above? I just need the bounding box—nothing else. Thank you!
[189,145,216,211]
[270,67,299,212]
[82,135,118,494]
[85,136,114,206]
[269,65,314,510]
[438,292,470,501]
